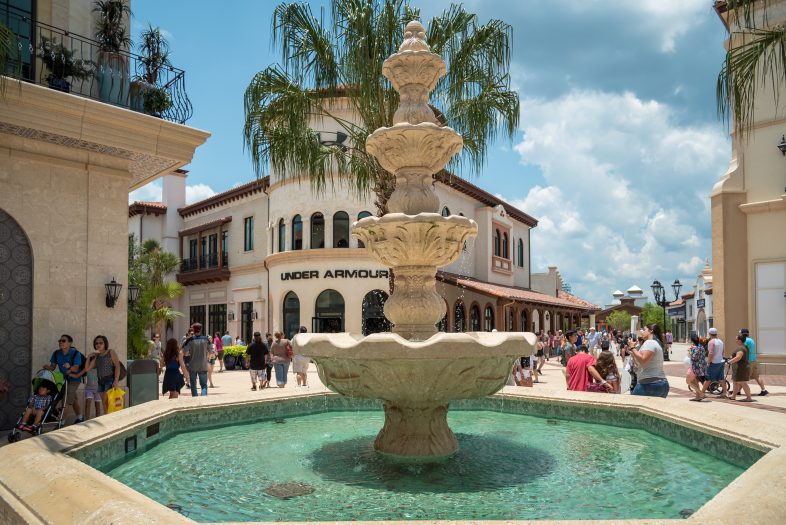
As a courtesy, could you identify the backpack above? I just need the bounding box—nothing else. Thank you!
[52,349,87,381]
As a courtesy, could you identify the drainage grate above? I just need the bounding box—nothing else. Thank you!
[146,423,160,437]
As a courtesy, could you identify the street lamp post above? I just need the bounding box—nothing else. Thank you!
[650,279,682,361]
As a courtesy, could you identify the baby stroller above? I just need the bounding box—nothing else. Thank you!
[7,369,66,443]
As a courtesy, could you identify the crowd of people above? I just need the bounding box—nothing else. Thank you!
[510,325,768,403]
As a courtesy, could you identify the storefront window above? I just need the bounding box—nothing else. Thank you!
[470,305,481,331]
[333,211,349,248]
[283,292,300,339]
[189,305,206,329]
[314,289,345,333]
[208,304,226,337]
[240,302,254,344]
[311,212,325,248]
[357,211,372,248]
[454,301,465,332]
[362,289,389,335]
[484,306,494,332]
[278,219,286,252]
[292,215,303,250]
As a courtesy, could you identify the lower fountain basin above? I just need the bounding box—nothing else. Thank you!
[294,331,535,403]
[294,331,535,457]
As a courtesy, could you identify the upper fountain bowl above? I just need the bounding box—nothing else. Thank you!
[365,122,463,176]
[352,213,477,268]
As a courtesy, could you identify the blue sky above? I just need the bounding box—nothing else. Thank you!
[129,0,730,307]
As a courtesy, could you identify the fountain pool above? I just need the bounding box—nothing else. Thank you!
[100,404,757,523]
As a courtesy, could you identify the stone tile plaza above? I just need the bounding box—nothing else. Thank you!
[0,1,785,524]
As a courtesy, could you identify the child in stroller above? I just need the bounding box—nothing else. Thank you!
[17,383,54,433]
[8,369,65,442]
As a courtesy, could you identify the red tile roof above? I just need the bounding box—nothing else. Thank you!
[437,271,599,311]
[129,201,167,217]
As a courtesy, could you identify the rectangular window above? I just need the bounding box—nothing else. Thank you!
[222,230,228,256]
[244,217,254,251]
[208,304,227,338]
[189,239,197,260]
[208,233,218,267]
[241,301,254,344]
[189,305,206,329]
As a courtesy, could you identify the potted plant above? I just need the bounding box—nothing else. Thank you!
[38,37,93,93]
[132,24,172,117]
[222,345,247,371]
[93,0,131,104]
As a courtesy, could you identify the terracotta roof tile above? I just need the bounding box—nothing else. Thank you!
[129,201,167,217]
[438,271,598,311]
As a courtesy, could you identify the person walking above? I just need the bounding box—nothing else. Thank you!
[245,332,269,390]
[44,334,84,424]
[265,333,274,383]
[706,328,727,397]
[740,328,768,396]
[292,326,311,387]
[560,330,578,367]
[728,334,754,402]
[161,338,187,399]
[269,330,292,388]
[628,324,669,398]
[221,331,232,349]
[184,323,210,396]
[214,332,225,372]
[687,333,709,402]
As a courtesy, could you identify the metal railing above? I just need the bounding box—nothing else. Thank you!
[181,253,229,273]
[2,4,192,124]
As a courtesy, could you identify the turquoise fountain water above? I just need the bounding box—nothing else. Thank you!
[104,410,749,522]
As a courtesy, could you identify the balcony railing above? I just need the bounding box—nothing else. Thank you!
[181,253,229,273]
[2,4,192,124]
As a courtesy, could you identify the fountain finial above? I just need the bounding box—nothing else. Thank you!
[399,21,430,52]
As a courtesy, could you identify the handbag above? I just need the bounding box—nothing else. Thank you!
[286,343,294,358]
[587,382,608,393]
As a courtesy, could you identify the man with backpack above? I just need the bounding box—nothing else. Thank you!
[43,334,84,424]
[185,323,210,397]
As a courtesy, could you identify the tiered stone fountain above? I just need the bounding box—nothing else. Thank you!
[294,21,534,459]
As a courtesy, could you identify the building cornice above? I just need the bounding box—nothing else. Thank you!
[434,171,539,227]
[178,216,232,236]
[264,248,378,269]
[0,79,210,190]
[179,178,269,218]
[739,194,786,214]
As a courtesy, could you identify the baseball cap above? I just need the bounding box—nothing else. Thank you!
[708,328,718,335]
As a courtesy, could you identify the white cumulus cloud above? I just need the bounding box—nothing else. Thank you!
[507,89,728,305]
[129,181,217,205]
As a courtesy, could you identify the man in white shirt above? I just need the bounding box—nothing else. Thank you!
[706,328,727,397]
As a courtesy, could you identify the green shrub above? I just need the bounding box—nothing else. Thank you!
[222,345,248,357]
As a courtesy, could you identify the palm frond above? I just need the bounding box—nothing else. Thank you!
[0,20,22,96]
[717,25,786,135]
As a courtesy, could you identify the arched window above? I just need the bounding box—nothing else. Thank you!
[357,211,372,248]
[333,211,350,248]
[441,206,450,217]
[502,232,509,259]
[470,304,481,331]
[283,291,300,339]
[315,289,345,333]
[291,215,303,250]
[493,229,500,256]
[454,301,465,332]
[518,238,524,268]
[362,290,389,335]
[277,219,286,253]
[484,305,494,332]
[311,212,325,249]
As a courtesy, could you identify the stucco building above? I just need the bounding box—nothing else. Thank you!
[712,1,786,371]
[131,172,597,342]
[0,0,208,429]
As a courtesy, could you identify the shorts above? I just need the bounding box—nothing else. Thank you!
[292,355,310,374]
[749,361,759,380]
[707,362,725,381]
[64,381,81,406]
[84,388,101,401]
[250,369,267,382]
[209,358,217,365]
[97,377,114,393]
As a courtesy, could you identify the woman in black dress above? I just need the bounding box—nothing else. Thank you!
[161,338,188,399]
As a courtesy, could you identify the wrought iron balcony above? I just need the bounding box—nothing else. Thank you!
[178,253,230,286]
[180,253,229,273]
[1,4,193,124]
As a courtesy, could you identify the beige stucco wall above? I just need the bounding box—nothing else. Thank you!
[0,133,131,368]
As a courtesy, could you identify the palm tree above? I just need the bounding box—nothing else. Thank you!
[0,20,21,96]
[127,236,184,358]
[243,0,519,215]
[716,0,786,136]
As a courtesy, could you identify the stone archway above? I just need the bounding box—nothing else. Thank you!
[0,209,33,430]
